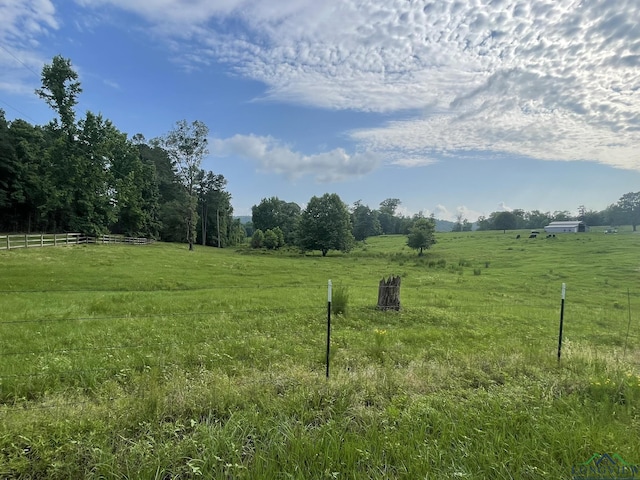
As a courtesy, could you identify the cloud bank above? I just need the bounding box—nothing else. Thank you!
[210,134,381,182]
[5,0,640,174]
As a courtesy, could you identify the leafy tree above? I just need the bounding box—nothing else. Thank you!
[494,211,517,232]
[251,197,301,245]
[551,210,572,221]
[407,217,436,255]
[35,55,81,136]
[452,211,465,232]
[524,210,552,229]
[251,229,264,248]
[616,192,640,231]
[297,193,354,256]
[196,169,228,246]
[227,219,247,246]
[262,227,282,250]
[0,110,17,212]
[108,126,161,237]
[155,120,209,250]
[351,201,381,241]
[378,198,402,234]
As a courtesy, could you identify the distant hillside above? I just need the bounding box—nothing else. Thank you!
[234,216,252,224]
[435,219,454,232]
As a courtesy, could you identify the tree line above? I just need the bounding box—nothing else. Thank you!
[0,56,244,247]
[248,195,436,256]
[476,197,640,232]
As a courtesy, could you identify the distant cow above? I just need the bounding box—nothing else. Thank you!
[529,233,537,238]
[516,234,520,239]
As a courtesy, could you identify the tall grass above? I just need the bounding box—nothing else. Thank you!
[1,231,640,478]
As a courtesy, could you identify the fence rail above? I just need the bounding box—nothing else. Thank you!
[0,233,153,250]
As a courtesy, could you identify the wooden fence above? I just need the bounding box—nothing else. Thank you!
[0,233,153,251]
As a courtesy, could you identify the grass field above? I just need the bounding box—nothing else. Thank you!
[1,230,640,478]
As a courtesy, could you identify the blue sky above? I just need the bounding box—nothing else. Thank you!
[2,0,640,221]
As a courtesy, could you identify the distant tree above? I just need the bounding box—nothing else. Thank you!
[243,221,255,237]
[351,201,381,241]
[578,205,587,221]
[462,219,473,231]
[476,215,490,231]
[378,198,402,234]
[196,169,228,247]
[581,208,605,227]
[251,229,264,248]
[297,193,354,256]
[262,227,284,250]
[227,219,247,246]
[525,210,552,229]
[263,229,278,249]
[552,210,572,222]
[604,203,624,227]
[155,120,209,250]
[252,197,301,245]
[494,211,517,232]
[616,192,640,231]
[407,217,436,255]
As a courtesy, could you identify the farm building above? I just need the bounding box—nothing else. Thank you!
[544,221,588,233]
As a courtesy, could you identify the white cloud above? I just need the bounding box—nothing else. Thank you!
[22,0,640,170]
[497,202,513,212]
[210,134,381,182]
[0,1,59,97]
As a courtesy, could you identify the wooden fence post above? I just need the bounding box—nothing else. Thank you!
[377,275,401,311]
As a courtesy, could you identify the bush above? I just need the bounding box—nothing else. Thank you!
[251,229,264,248]
[263,229,279,249]
[473,268,482,276]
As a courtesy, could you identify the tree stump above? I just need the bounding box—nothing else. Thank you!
[377,275,401,311]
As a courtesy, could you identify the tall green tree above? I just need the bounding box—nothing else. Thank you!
[616,192,640,231]
[35,55,81,137]
[107,126,161,237]
[297,193,354,256]
[251,197,301,245]
[406,217,436,255]
[351,201,381,241]
[196,169,231,247]
[155,120,209,250]
[0,111,16,211]
[378,198,402,234]
[494,211,518,233]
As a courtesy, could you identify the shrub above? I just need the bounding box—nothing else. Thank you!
[250,229,264,248]
[263,229,279,250]
[473,268,482,276]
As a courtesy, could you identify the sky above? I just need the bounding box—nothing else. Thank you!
[1,0,640,221]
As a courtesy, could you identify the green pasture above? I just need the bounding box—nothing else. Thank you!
[1,230,640,478]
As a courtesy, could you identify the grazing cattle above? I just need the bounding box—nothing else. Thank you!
[529,233,537,238]
[516,234,520,239]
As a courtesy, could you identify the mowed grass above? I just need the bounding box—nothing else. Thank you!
[1,230,640,479]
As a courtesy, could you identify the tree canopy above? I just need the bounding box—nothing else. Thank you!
[406,217,436,255]
[251,197,301,245]
[297,193,354,256]
[0,55,241,248]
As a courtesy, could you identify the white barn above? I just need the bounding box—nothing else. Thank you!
[544,221,588,233]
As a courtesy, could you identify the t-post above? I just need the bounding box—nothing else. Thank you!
[557,283,566,362]
[326,280,332,378]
